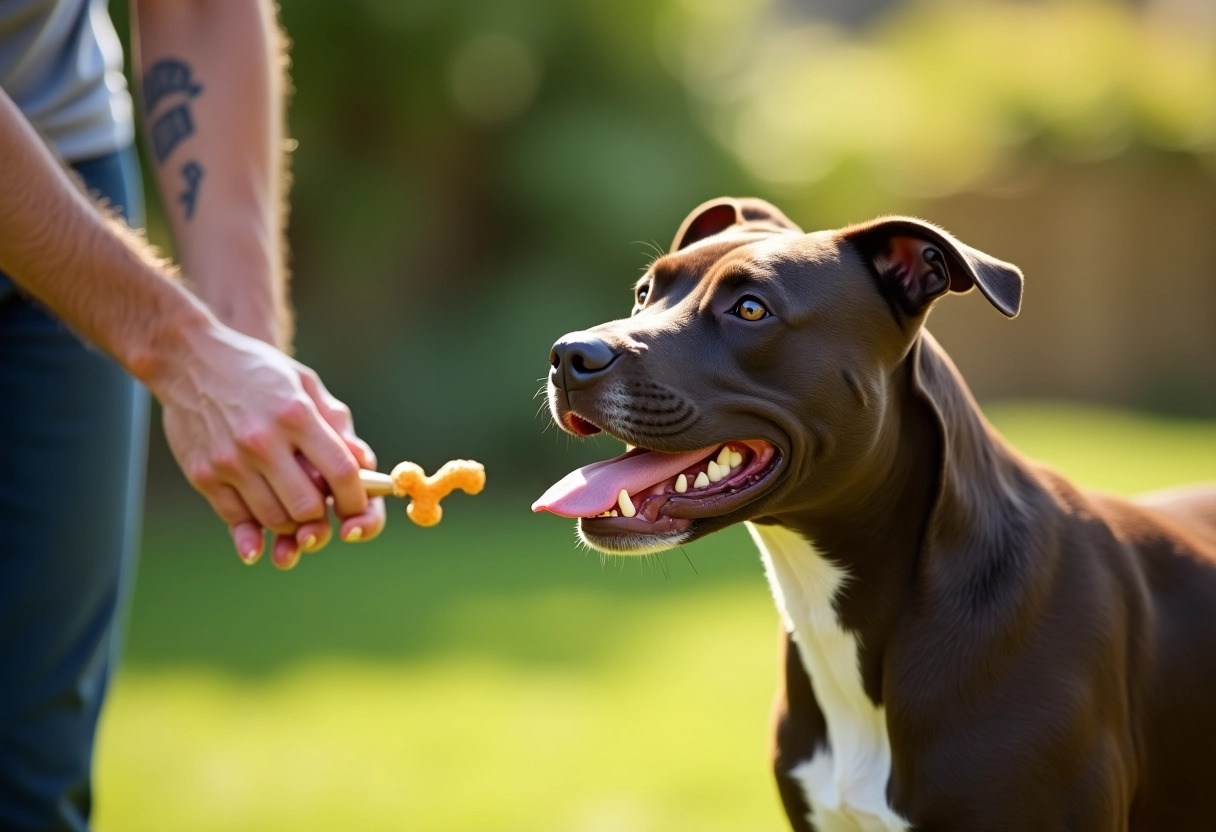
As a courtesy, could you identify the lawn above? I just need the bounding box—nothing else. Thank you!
[94,403,1216,831]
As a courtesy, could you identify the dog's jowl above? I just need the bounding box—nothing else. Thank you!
[534,197,1216,832]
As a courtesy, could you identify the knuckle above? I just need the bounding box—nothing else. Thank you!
[288,495,325,523]
[330,401,353,424]
[276,398,313,431]
[263,513,295,535]
[235,427,273,458]
[327,453,360,484]
[250,499,290,532]
[211,449,242,477]
[187,462,218,490]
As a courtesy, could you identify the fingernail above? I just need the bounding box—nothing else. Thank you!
[240,547,259,565]
[302,534,318,552]
[344,527,363,542]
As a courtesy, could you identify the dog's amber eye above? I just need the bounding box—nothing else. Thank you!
[734,297,769,321]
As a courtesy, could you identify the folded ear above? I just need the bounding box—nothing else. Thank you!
[840,217,1023,318]
[671,197,801,252]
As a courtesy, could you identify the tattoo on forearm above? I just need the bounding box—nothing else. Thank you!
[144,59,202,169]
[179,161,204,220]
[151,104,195,163]
[143,60,203,114]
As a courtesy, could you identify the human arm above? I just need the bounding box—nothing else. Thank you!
[131,0,290,348]
[131,0,386,560]
[0,87,383,567]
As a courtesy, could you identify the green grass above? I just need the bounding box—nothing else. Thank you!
[94,403,1216,831]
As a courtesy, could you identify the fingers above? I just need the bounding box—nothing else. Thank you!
[269,499,373,570]
[296,416,368,519]
[228,497,376,571]
[297,367,378,471]
[297,366,348,430]
[214,445,370,571]
[261,447,327,526]
[194,480,263,565]
[295,518,331,553]
[231,521,264,565]
[344,436,377,471]
[167,346,383,572]
[338,496,386,544]
[231,473,297,535]
[205,488,294,570]
[271,533,302,570]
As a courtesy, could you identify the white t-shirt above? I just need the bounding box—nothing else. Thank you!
[0,0,133,162]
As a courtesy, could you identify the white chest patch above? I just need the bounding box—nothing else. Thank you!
[747,522,910,832]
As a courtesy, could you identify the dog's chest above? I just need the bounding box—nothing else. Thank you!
[747,522,910,832]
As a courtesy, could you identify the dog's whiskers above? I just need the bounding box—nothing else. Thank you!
[679,545,698,575]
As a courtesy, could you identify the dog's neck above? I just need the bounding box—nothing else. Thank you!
[755,331,1035,703]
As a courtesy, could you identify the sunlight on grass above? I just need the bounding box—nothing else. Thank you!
[94,403,1214,830]
[987,401,1216,495]
[96,589,785,832]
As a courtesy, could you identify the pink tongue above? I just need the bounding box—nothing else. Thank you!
[532,446,717,518]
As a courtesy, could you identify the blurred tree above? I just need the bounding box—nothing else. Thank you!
[108,0,1214,503]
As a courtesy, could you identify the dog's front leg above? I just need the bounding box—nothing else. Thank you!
[771,627,826,832]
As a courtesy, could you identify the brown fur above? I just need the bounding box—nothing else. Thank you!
[544,197,1216,830]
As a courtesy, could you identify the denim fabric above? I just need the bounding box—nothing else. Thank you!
[0,146,147,832]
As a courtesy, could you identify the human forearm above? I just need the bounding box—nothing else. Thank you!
[0,87,217,391]
[133,0,291,348]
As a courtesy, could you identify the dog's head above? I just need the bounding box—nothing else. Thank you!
[534,197,1023,555]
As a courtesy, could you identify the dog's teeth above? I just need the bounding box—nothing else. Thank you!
[610,510,619,517]
[675,474,688,493]
[694,471,710,489]
[707,460,725,483]
[625,444,635,452]
[617,489,636,518]
[729,451,743,469]
[716,446,732,469]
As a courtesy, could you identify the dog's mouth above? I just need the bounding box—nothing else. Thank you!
[532,434,781,554]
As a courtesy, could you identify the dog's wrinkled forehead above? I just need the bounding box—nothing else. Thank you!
[644,228,837,301]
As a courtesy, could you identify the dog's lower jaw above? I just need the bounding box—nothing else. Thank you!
[576,520,692,556]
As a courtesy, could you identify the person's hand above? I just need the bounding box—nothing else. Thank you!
[154,319,386,568]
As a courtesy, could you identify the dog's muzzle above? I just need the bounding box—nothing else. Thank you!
[549,334,620,392]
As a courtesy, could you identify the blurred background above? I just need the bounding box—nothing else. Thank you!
[96,0,1216,829]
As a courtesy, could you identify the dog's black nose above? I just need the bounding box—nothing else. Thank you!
[550,335,620,391]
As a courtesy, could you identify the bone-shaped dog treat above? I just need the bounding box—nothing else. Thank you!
[358,460,485,527]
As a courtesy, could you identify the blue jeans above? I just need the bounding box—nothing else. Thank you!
[0,148,148,832]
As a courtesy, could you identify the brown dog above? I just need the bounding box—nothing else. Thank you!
[534,197,1216,831]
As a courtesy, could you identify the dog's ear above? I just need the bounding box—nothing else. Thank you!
[671,197,802,252]
[841,217,1023,318]
[672,198,743,252]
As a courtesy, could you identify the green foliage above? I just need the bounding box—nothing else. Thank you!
[661,0,1216,210]
[107,0,1216,491]
[275,0,1216,488]
[257,0,752,490]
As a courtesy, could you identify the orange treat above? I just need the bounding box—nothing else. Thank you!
[389,459,486,527]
